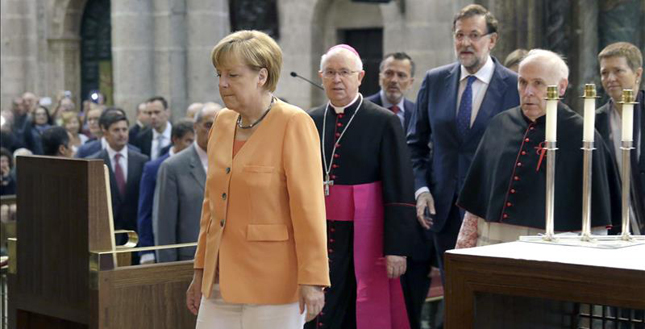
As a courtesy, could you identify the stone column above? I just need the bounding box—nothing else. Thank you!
[186,0,229,107]
[152,0,187,120]
[1,0,33,108]
[571,0,599,112]
[111,0,155,120]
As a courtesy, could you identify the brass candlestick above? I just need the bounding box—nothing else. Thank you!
[544,85,560,241]
[580,84,598,241]
[618,89,637,241]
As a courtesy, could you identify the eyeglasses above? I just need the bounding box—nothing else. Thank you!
[322,69,360,79]
[453,31,493,42]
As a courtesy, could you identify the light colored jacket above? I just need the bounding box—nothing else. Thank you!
[194,100,330,303]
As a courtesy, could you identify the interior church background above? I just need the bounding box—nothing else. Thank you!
[2,0,643,119]
[1,0,644,328]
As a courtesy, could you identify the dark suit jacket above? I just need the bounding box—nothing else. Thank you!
[408,57,520,232]
[129,123,143,144]
[89,149,149,234]
[595,90,645,233]
[133,128,153,158]
[137,152,171,255]
[366,92,415,134]
[76,139,141,158]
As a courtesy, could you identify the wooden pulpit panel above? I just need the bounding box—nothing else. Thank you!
[14,156,112,324]
[96,261,196,328]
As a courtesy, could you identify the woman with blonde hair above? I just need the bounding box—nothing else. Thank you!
[61,111,88,152]
[185,30,330,329]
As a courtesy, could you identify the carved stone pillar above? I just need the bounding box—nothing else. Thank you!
[111,0,155,119]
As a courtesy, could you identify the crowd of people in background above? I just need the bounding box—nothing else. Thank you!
[0,3,643,328]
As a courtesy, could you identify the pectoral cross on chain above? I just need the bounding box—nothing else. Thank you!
[324,174,334,196]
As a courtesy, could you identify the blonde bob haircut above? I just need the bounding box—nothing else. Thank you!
[211,30,283,92]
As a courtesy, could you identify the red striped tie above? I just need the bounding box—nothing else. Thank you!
[114,153,126,196]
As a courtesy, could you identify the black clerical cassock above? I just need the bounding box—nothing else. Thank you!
[305,95,417,329]
[457,104,621,231]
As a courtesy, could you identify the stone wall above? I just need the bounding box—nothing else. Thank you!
[2,0,642,118]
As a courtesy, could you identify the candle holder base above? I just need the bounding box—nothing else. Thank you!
[519,234,645,249]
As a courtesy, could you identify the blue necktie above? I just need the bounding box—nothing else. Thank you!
[457,75,477,140]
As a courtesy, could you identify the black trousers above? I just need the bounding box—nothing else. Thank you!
[432,200,463,283]
[400,257,432,329]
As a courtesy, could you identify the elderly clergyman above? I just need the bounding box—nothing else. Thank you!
[455,49,621,248]
[305,44,417,329]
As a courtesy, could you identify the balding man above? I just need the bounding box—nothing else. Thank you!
[455,49,621,248]
[306,44,417,329]
[154,103,222,262]
[185,102,204,119]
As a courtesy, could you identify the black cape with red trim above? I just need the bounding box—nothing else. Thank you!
[457,103,621,231]
[305,97,418,329]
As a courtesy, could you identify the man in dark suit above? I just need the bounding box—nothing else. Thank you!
[128,102,149,143]
[136,119,195,264]
[76,107,141,158]
[366,52,416,134]
[407,4,520,279]
[133,96,172,160]
[89,110,148,264]
[595,42,644,234]
[154,104,221,262]
[368,51,430,329]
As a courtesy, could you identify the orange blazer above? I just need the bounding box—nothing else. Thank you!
[194,100,330,304]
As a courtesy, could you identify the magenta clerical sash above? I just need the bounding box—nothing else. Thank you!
[325,182,410,329]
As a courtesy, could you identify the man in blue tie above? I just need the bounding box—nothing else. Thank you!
[407,4,520,279]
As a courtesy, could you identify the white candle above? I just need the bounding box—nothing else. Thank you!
[622,103,634,141]
[583,98,596,142]
[545,98,558,142]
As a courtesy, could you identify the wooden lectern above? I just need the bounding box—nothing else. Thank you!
[7,156,197,328]
[445,241,645,328]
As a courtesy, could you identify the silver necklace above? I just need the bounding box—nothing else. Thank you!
[322,94,363,196]
[237,97,274,129]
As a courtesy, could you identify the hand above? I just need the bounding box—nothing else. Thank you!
[386,255,407,278]
[299,285,325,322]
[186,269,203,315]
[416,192,436,230]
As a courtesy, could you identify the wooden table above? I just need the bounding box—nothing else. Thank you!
[445,241,645,328]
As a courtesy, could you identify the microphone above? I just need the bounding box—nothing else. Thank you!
[290,71,324,90]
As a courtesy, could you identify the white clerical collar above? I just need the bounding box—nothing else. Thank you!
[153,122,172,140]
[106,144,127,161]
[194,141,208,169]
[379,89,405,111]
[330,93,361,114]
[460,55,494,84]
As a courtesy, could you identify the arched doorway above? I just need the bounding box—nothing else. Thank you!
[310,0,384,105]
[80,0,113,105]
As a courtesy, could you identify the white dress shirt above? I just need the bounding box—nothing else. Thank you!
[456,55,495,127]
[151,122,172,160]
[379,90,406,129]
[106,145,128,182]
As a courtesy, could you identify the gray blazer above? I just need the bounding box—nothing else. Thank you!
[153,144,206,262]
